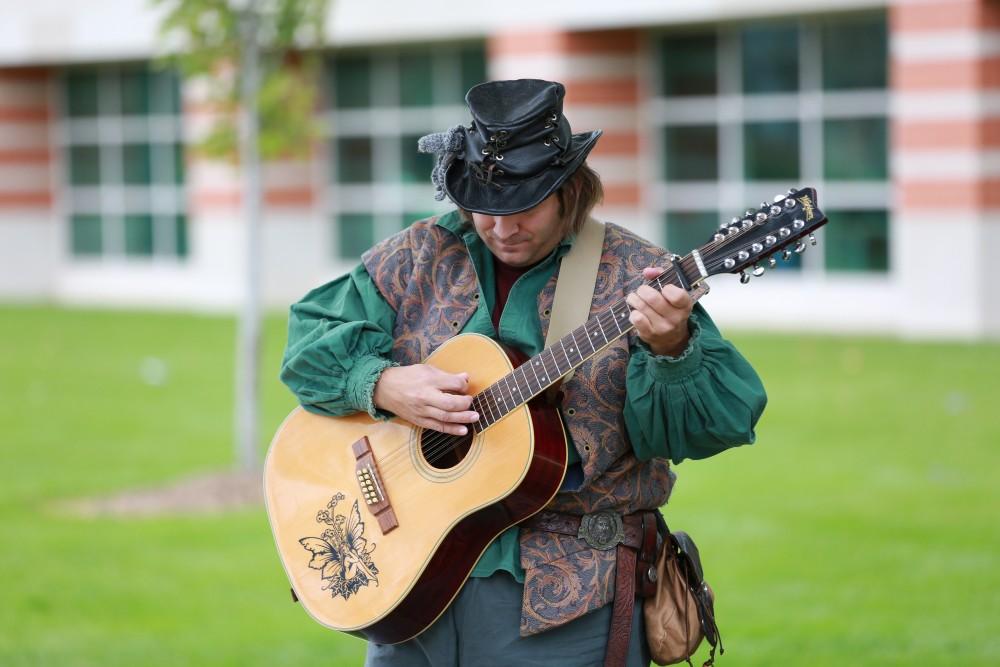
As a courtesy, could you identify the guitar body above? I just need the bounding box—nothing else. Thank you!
[264,333,568,644]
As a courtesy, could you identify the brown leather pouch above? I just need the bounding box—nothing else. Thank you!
[643,517,723,666]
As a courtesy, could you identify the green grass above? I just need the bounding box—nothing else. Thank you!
[1,305,998,666]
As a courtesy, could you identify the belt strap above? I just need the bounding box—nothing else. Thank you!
[605,544,637,667]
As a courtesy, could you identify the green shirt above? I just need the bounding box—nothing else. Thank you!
[279,211,767,582]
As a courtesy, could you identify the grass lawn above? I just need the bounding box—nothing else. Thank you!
[1,304,998,666]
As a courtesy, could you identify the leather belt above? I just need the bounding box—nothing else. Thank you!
[522,509,660,667]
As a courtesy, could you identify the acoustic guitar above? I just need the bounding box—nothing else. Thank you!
[264,187,828,644]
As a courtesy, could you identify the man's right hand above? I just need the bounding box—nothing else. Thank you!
[373,365,480,436]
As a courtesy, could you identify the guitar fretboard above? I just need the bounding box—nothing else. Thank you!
[469,255,701,432]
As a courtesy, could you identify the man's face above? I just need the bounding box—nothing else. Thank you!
[471,194,565,268]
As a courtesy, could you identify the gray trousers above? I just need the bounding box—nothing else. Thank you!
[364,572,650,667]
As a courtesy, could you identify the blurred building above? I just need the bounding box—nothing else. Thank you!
[0,0,997,338]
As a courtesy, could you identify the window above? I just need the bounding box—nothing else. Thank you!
[653,13,889,274]
[325,44,487,259]
[60,64,187,260]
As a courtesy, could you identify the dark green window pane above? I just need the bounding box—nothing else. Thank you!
[823,16,887,90]
[744,121,799,180]
[338,214,374,258]
[123,144,152,184]
[174,215,189,258]
[402,211,436,229]
[400,134,434,183]
[120,68,150,115]
[399,53,434,107]
[71,215,102,255]
[824,118,887,180]
[824,209,888,272]
[664,211,720,254]
[660,33,717,96]
[69,145,101,185]
[663,126,717,181]
[460,46,487,98]
[174,143,186,184]
[150,69,182,114]
[335,137,373,183]
[148,144,184,184]
[332,55,371,109]
[125,215,154,256]
[66,71,99,117]
[742,24,799,94]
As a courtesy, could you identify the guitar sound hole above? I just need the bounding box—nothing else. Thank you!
[419,429,473,470]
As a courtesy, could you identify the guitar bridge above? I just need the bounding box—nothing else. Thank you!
[351,436,398,534]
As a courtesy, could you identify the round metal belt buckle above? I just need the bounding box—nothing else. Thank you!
[577,510,624,550]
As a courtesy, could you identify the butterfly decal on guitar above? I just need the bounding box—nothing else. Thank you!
[299,492,380,600]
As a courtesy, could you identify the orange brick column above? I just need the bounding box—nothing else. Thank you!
[0,67,58,297]
[891,0,1000,336]
[487,29,648,237]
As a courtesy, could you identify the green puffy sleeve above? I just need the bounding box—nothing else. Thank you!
[624,304,767,464]
[279,264,398,418]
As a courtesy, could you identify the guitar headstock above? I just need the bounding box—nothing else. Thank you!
[697,187,827,282]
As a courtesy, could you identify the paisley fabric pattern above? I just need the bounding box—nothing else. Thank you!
[362,217,480,365]
[362,216,677,637]
[518,529,617,634]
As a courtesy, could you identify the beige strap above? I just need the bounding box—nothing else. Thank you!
[545,217,606,385]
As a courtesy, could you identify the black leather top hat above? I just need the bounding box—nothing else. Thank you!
[418,79,602,216]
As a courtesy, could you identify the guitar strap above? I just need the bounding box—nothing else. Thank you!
[545,216,606,388]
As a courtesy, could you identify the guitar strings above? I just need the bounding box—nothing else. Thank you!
[377,298,644,477]
[375,259,695,478]
[374,226,809,478]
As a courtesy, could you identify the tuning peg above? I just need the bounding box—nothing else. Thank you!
[723,258,735,269]
[787,187,797,195]
[713,233,725,242]
[760,201,769,210]
[809,233,817,246]
[744,208,756,217]
[773,193,786,203]
[768,257,777,268]
[794,241,807,254]
[784,197,796,210]
[737,250,750,261]
[782,249,793,261]
[752,264,766,277]
[739,271,751,284]
[769,205,782,216]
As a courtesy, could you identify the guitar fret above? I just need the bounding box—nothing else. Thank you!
[595,314,608,345]
[493,385,507,417]
[536,356,551,384]
[610,306,623,334]
[522,366,536,400]
[546,348,564,378]
[581,324,597,355]
[559,339,573,367]
[507,373,525,405]
[481,391,498,425]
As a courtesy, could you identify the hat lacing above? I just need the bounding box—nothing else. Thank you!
[417,125,466,201]
[473,129,508,190]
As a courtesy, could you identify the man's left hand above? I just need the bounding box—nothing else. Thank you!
[626,267,694,357]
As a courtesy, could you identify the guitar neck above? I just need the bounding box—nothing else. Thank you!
[469,254,704,431]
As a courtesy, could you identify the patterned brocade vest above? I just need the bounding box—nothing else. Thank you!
[362,215,676,636]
